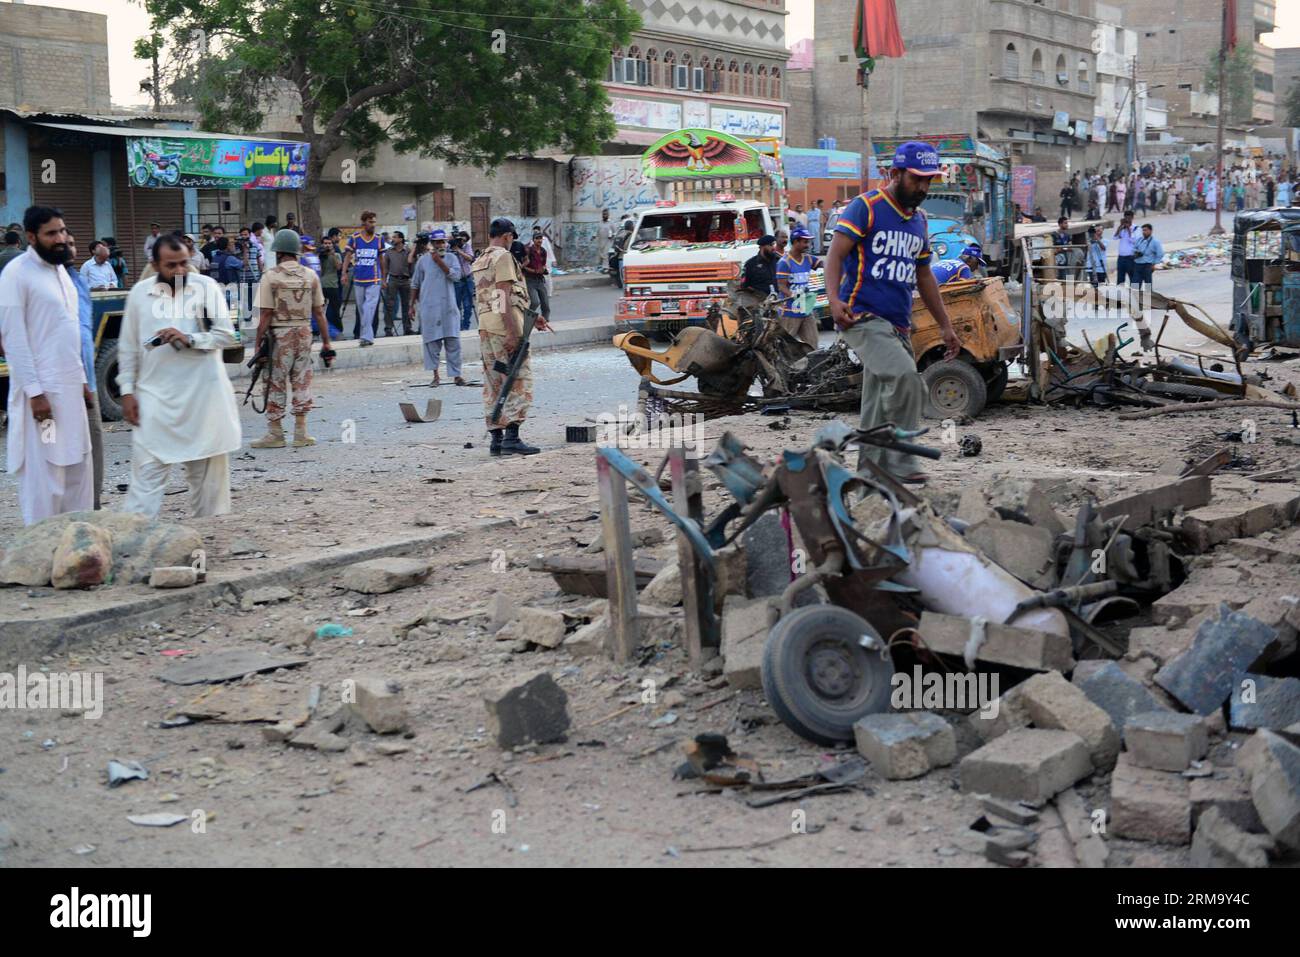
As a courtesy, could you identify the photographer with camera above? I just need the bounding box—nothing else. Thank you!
[451,230,476,330]
[249,230,333,449]
[118,234,242,519]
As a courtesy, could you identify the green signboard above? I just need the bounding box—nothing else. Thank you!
[125,135,310,189]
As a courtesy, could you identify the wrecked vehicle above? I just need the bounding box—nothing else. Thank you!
[1232,206,1300,351]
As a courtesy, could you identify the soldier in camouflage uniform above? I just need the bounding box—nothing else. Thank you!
[472,218,551,456]
[250,229,331,448]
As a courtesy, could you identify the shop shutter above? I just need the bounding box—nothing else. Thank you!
[111,148,185,280]
[29,148,95,256]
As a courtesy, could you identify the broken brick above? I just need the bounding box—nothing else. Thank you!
[348,677,409,734]
[853,712,956,780]
[483,672,570,750]
[964,519,1058,590]
[1242,729,1300,850]
[720,595,770,690]
[1190,765,1262,832]
[1189,807,1272,868]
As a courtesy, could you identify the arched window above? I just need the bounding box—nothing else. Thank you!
[728,60,740,94]
[742,61,754,96]
[1077,58,1089,92]
[1003,43,1019,79]
[647,48,659,87]
[663,50,676,90]
[713,57,725,92]
[757,65,768,98]
[1031,49,1044,84]
[771,67,781,99]
[1055,53,1068,86]
[610,47,623,83]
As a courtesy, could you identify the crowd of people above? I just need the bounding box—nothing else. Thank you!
[0,204,558,528]
[1041,156,1297,224]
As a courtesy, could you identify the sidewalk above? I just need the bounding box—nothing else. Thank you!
[225,315,617,380]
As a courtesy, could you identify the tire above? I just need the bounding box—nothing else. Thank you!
[1140,380,1222,401]
[761,604,894,745]
[132,165,150,187]
[921,359,988,419]
[984,362,1009,403]
[94,339,123,421]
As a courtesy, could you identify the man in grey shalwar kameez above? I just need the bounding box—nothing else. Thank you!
[411,229,466,386]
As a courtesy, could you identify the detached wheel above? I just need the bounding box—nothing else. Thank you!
[761,604,894,745]
[94,340,123,421]
[921,359,988,419]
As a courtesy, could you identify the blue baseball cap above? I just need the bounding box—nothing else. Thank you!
[790,226,812,240]
[893,141,943,177]
[960,243,986,264]
[430,228,447,240]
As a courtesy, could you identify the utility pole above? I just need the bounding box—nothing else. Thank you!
[1130,54,1139,172]
[1210,0,1227,235]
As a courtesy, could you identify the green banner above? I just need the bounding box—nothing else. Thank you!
[125,135,310,189]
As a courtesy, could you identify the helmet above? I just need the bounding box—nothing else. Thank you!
[271,229,302,255]
[489,217,517,238]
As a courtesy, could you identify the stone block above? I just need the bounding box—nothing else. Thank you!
[340,557,431,594]
[1109,752,1191,845]
[853,712,956,780]
[562,616,609,658]
[1020,671,1120,770]
[640,563,683,607]
[920,612,1075,672]
[496,607,567,649]
[959,729,1092,803]
[348,677,408,734]
[720,595,770,690]
[149,565,197,588]
[483,672,570,749]
[1190,765,1262,832]
[1229,674,1300,731]
[1073,660,1166,731]
[1154,604,1278,714]
[1126,625,1197,667]
[1123,711,1208,771]
[964,519,1058,590]
[742,511,791,598]
[1189,807,1272,868]
[966,680,1032,743]
[1244,729,1300,850]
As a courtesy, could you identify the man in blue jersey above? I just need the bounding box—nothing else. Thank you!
[930,243,986,286]
[824,141,961,485]
[342,210,385,346]
[775,226,821,349]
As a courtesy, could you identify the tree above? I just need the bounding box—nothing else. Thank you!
[1204,46,1255,127]
[136,0,638,236]
[1285,78,1300,129]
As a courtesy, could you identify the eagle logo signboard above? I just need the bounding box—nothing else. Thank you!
[641,129,761,179]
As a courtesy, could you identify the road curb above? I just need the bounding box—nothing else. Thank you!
[225,319,618,380]
[2,529,462,667]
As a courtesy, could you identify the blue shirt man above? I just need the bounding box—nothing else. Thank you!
[775,226,822,349]
[1132,227,1164,266]
[823,140,961,485]
[832,187,931,331]
[807,203,823,253]
[65,262,96,392]
[930,260,972,285]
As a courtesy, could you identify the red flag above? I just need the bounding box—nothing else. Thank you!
[1223,0,1237,51]
[853,0,907,61]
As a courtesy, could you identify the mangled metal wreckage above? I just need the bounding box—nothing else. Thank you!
[598,423,1189,745]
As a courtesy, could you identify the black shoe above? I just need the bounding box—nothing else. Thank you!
[500,424,539,456]
[489,429,504,456]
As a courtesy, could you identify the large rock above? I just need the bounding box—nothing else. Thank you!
[640,563,683,607]
[1,511,199,587]
[483,672,570,749]
[1123,711,1208,771]
[964,519,1057,590]
[986,478,1067,535]
[1229,674,1300,731]
[1109,752,1192,845]
[50,522,113,589]
[1241,729,1300,850]
[348,677,408,734]
[742,512,791,598]
[340,557,431,594]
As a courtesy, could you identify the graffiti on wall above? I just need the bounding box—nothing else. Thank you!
[571,157,658,216]
[564,222,602,266]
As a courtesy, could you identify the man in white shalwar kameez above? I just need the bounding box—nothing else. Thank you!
[0,208,94,524]
[411,229,466,387]
[118,235,242,519]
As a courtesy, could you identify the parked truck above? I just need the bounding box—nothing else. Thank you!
[867,135,1014,274]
